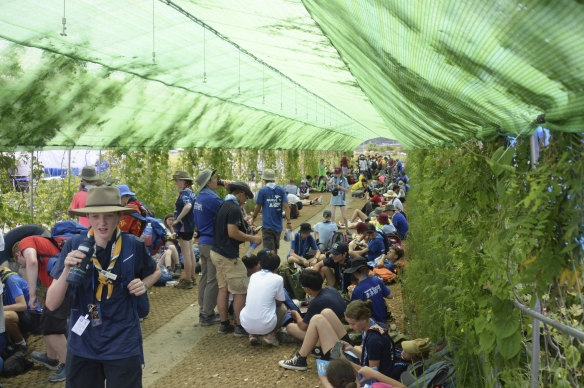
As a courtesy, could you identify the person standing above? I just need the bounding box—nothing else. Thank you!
[46,186,161,387]
[328,167,350,235]
[193,169,231,326]
[172,171,197,289]
[211,182,262,336]
[68,166,103,228]
[251,169,291,255]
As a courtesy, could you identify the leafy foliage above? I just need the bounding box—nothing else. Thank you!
[404,132,584,387]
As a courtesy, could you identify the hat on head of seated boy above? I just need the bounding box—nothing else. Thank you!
[322,209,332,218]
[355,222,367,234]
[299,223,313,234]
[343,257,372,274]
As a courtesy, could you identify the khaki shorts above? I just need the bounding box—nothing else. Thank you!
[262,229,282,251]
[210,250,248,294]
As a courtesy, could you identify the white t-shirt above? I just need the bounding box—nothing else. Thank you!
[240,270,285,335]
[389,197,404,212]
[287,193,300,204]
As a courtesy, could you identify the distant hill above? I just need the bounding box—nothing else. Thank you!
[356,137,401,148]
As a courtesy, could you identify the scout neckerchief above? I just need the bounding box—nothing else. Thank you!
[90,227,122,301]
[360,319,389,367]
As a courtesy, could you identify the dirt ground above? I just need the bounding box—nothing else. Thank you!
[3,191,409,387]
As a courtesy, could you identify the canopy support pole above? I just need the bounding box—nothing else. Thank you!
[146,151,150,193]
[29,151,34,217]
[529,132,540,388]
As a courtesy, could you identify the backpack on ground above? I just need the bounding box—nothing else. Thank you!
[325,231,347,252]
[279,266,306,300]
[289,203,299,219]
[401,360,456,388]
[142,217,169,255]
[1,352,33,377]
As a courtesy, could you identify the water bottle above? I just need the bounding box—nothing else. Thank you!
[66,235,95,286]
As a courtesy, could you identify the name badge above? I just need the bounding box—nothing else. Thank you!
[72,315,90,336]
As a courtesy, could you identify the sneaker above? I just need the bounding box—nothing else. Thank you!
[234,325,248,337]
[279,352,307,371]
[48,364,66,383]
[31,351,59,370]
[316,196,323,205]
[311,346,323,358]
[174,278,193,289]
[249,335,261,346]
[172,265,181,279]
[199,314,221,327]
[218,323,234,334]
[276,329,302,344]
[191,277,197,286]
[263,333,279,346]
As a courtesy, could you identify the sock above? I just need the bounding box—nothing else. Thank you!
[221,320,230,326]
[16,339,26,346]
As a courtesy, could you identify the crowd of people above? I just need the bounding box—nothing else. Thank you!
[0,153,433,388]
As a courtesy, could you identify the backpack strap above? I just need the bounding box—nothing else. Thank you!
[360,323,390,367]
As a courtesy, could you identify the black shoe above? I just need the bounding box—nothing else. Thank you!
[234,325,248,337]
[218,323,234,334]
[199,314,221,327]
[311,346,323,358]
[279,352,307,371]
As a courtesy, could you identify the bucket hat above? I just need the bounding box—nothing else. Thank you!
[262,169,276,181]
[401,338,432,355]
[355,222,367,234]
[377,212,389,225]
[384,190,397,198]
[385,204,397,212]
[69,186,136,217]
[80,166,100,182]
[227,181,254,199]
[172,171,193,182]
[196,169,216,191]
[116,185,135,197]
[343,257,372,274]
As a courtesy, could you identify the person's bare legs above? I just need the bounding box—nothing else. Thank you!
[217,287,229,321]
[319,266,337,288]
[232,293,246,325]
[286,322,307,341]
[330,206,337,225]
[166,243,179,267]
[350,209,367,223]
[320,308,348,338]
[179,238,195,280]
[298,313,342,357]
[45,334,67,363]
[341,206,349,233]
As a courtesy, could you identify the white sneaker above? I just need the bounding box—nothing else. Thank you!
[263,332,279,346]
[316,196,323,205]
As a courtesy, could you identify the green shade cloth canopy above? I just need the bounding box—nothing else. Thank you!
[0,0,583,151]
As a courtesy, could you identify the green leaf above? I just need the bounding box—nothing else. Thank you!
[496,328,521,359]
[493,317,519,339]
[479,329,495,353]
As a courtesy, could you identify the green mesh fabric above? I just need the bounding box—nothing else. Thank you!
[303,0,584,148]
[1,1,583,150]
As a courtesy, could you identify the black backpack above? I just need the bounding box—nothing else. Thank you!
[370,160,378,170]
[325,231,347,251]
[377,231,391,254]
[289,203,299,219]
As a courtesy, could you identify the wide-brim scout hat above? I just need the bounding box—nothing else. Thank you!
[227,181,254,199]
[262,169,276,181]
[196,169,216,192]
[172,171,194,182]
[385,190,397,198]
[401,338,432,354]
[69,186,136,216]
[80,166,102,183]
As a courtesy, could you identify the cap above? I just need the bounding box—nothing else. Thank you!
[299,223,313,233]
[329,242,348,255]
[355,222,367,234]
[334,167,342,174]
[344,257,372,274]
[366,223,377,234]
[323,209,332,218]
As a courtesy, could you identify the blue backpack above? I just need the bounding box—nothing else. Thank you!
[143,217,168,255]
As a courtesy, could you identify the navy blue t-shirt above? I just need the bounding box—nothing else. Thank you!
[302,286,346,325]
[361,322,398,379]
[193,188,223,245]
[392,212,408,239]
[174,188,196,233]
[351,276,390,322]
[256,184,288,232]
[366,234,385,262]
[291,234,318,257]
[323,256,355,291]
[212,200,246,259]
[52,233,157,360]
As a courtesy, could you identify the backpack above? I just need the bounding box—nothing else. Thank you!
[401,360,456,388]
[50,221,89,249]
[370,160,378,170]
[377,231,391,254]
[325,231,347,251]
[142,217,168,255]
[371,267,398,283]
[289,203,299,219]
[279,266,306,300]
[2,352,33,377]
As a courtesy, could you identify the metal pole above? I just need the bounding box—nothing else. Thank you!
[67,149,71,193]
[98,150,102,176]
[146,151,150,193]
[29,151,34,217]
[528,133,540,388]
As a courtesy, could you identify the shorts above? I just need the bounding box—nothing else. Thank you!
[274,304,288,331]
[17,310,42,335]
[41,289,73,335]
[66,353,141,388]
[177,231,194,241]
[210,250,248,294]
[262,229,282,251]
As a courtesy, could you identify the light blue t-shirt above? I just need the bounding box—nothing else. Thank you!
[313,220,338,250]
[329,176,349,206]
[256,183,288,232]
[284,184,298,195]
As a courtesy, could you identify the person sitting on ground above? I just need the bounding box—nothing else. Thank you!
[297,180,310,200]
[0,267,41,354]
[396,181,407,201]
[313,242,355,292]
[351,176,367,198]
[385,205,408,240]
[162,214,181,277]
[316,176,327,192]
[12,237,70,382]
[284,179,298,196]
[383,245,405,272]
[349,224,385,264]
[313,210,339,251]
[68,166,103,228]
[287,223,323,268]
[375,212,397,236]
[343,207,383,229]
[322,358,406,388]
[117,185,147,237]
[240,253,287,347]
[383,190,404,213]
[284,269,346,342]
[346,258,392,323]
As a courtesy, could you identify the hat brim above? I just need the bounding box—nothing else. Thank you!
[344,264,372,274]
[227,183,254,199]
[197,169,216,193]
[69,206,137,217]
[329,249,347,255]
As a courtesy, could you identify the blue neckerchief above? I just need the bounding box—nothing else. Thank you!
[261,269,272,273]
[224,194,238,204]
